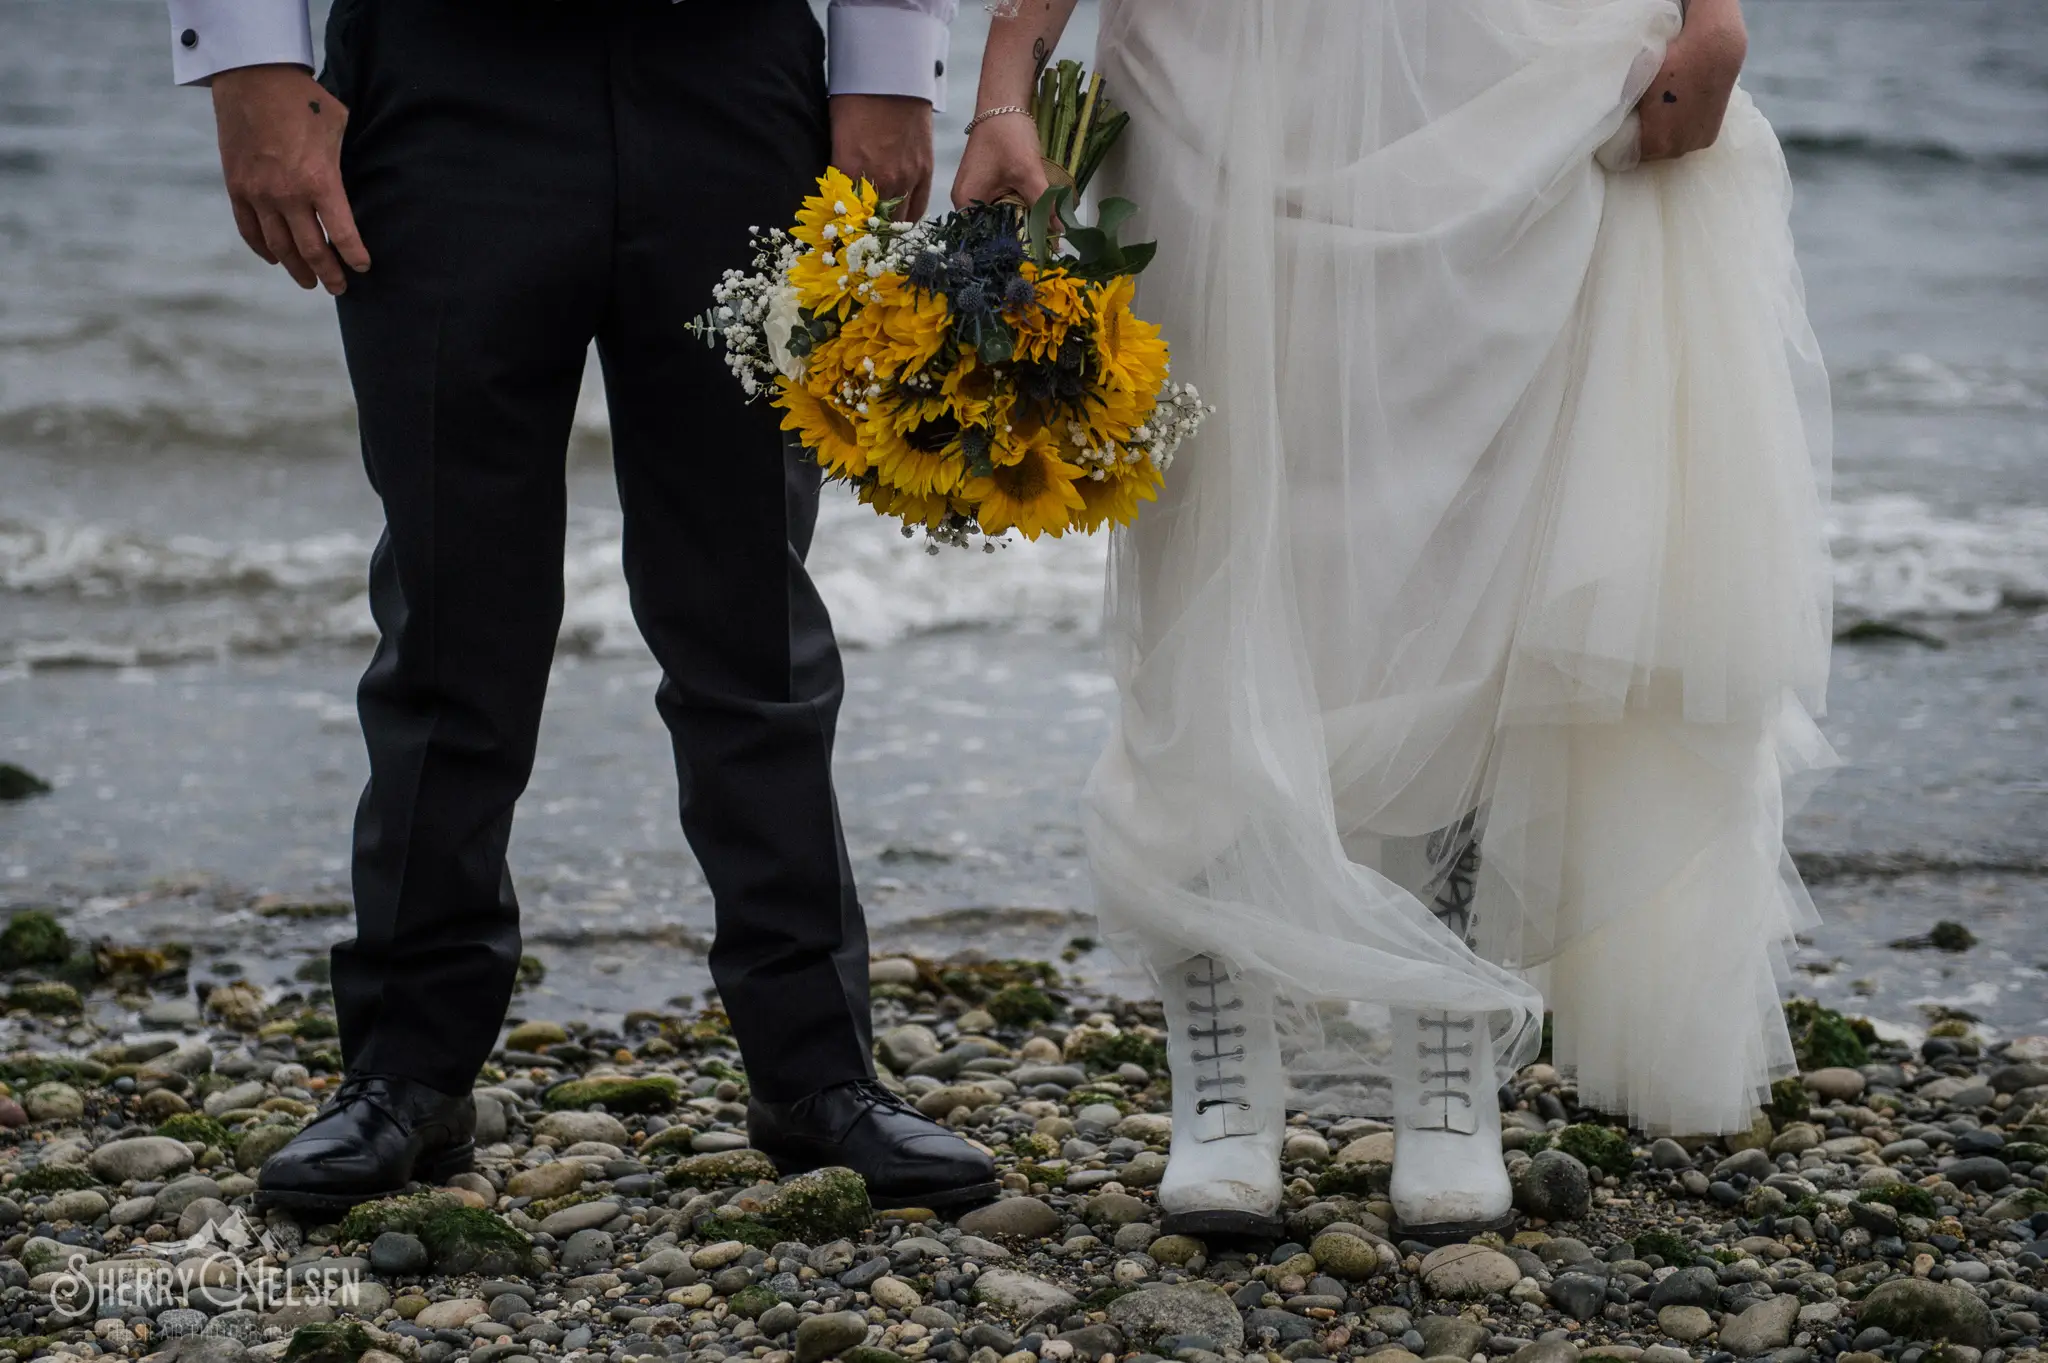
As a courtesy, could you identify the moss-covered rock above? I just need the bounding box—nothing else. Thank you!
[843,1348,905,1363]
[13,1163,100,1193]
[1855,1279,1995,1348]
[1928,920,1976,951]
[1784,999,1870,1071]
[0,911,69,971]
[986,983,1060,1027]
[0,765,52,802]
[757,1166,873,1242]
[341,1191,531,1276]
[728,1285,781,1320]
[92,942,191,987]
[1315,1162,1391,1199]
[1631,1229,1696,1266]
[1859,1183,1938,1218]
[235,1122,301,1171]
[0,1054,106,1088]
[698,1210,782,1249]
[1064,1027,1166,1075]
[1552,1124,1632,1177]
[515,955,547,989]
[668,1149,780,1189]
[504,1020,568,1052]
[640,1125,701,1156]
[8,982,82,1015]
[156,1112,232,1150]
[543,1074,680,1114]
[1768,1075,1812,1128]
[282,1322,376,1363]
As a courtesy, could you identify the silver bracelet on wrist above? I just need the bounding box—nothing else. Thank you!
[965,105,1033,136]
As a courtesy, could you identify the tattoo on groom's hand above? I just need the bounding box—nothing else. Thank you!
[212,64,369,295]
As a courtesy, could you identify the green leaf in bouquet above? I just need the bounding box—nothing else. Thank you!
[1093,197,1138,239]
[1114,240,1157,276]
[1057,196,1158,282]
[976,320,1016,366]
[1026,185,1070,268]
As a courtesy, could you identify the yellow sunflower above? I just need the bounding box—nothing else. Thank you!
[837,275,950,379]
[864,413,966,499]
[1093,274,1171,395]
[1006,263,1092,363]
[860,480,961,531]
[940,354,1015,430]
[1074,378,1153,450]
[966,422,1087,540]
[1070,459,1164,533]
[776,380,869,479]
[792,168,879,254]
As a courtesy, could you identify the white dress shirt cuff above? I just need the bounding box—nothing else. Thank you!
[168,0,314,87]
[827,7,950,113]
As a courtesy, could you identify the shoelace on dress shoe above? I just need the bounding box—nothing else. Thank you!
[322,1075,404,1130]
[1185,958,1251,1114]
[794,1078,924,1137]
[1413,1012,1477,1132]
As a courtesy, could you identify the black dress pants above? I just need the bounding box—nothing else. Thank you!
[319,0,872,1101]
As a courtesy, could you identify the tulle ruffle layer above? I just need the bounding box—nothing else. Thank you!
[1084,0,1835,1134]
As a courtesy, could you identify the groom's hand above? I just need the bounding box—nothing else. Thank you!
[211,64,368,294]
[831,95,934,221]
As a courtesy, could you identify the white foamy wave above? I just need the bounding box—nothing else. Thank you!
[1830,495,2048,618]
[0,520,373,597]
[552,499,1105,654]
[6,495,2045,667]
[1835,353,2048,413]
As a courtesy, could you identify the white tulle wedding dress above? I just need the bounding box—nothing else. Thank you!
[1083,0,1835,1137]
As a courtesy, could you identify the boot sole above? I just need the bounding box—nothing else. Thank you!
[252,1143,477,1214]
[1160,1208,1285,1241]
[1395,1210,1519,1246]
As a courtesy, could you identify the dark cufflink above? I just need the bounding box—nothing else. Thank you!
[180,27,198,48]
[935,60,945,78]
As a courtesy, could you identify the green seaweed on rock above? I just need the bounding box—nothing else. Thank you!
[282,1322,376,1363]
[1860,1183,1938,1218]
[0,911,71,970]
[1631,1228,1696,1266]
[1784,998,1870,1070]
[157,1112,232,1149]
[986,982,1061,1027]
[542,1074,680,1114]
[1552,1123,1632,1177]
[14,1163,101,1193]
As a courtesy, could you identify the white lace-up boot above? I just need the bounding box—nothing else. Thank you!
[1155,955,1286,1238]
[1389,1007,1515,1241]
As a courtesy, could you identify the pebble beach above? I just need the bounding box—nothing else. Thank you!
[0,917,2040,1363]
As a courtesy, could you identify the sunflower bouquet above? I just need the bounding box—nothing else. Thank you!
[690,64,1208,549]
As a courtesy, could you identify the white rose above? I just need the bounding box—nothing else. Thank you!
[764,284,806,381]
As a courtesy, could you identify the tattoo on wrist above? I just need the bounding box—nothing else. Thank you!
[1032,38,1049,75]
[309,99,322,114]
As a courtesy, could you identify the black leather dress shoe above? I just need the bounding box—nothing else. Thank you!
[254,1073,475,1213]
[749,1079,998,1210]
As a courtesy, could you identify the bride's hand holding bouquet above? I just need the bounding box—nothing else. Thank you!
[689,45,1207,553]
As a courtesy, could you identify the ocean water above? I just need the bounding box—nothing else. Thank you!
[2,0,2046,1032]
